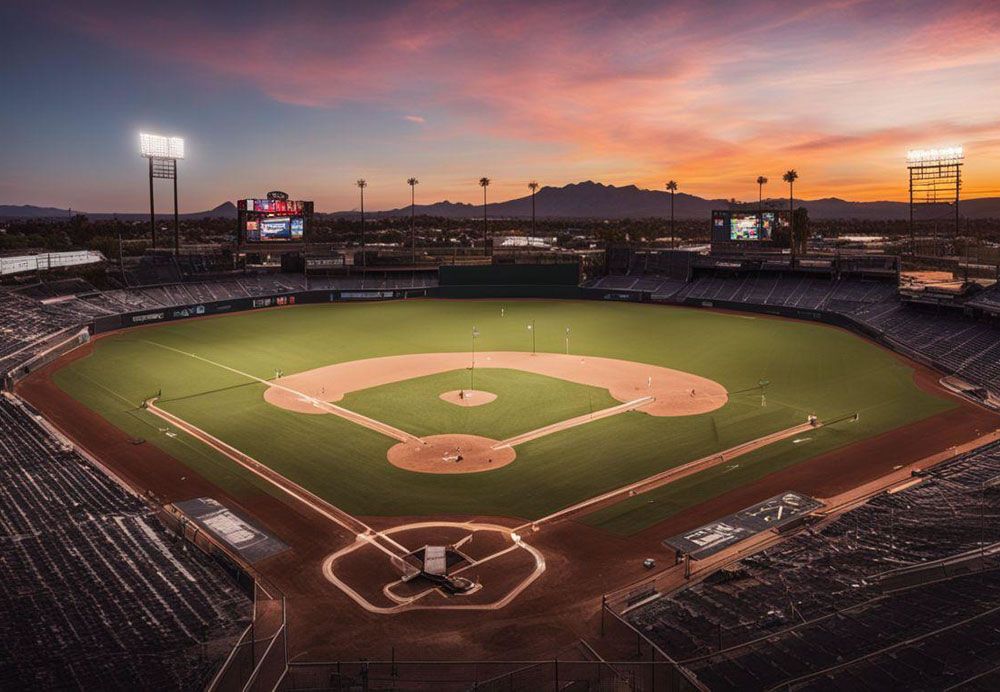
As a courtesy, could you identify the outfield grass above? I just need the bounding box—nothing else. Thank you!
[52,300,955,529]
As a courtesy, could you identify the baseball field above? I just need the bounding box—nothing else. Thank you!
[51,299,954,536]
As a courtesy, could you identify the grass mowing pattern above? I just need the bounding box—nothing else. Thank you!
[53,300,954,529]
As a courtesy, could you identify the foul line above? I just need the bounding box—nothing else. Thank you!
[138,339,419,444]
[143,398,411,561]
[494,395,654,449]
[513,420,822,532]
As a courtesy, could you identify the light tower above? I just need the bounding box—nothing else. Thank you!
[906,146,963,256]
[139,133,185,255]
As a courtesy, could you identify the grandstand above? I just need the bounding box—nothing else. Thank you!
[0,394,249,689]
[2,255,999,688]
[628,441,1000,690]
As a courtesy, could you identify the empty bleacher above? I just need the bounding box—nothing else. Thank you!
[0,291,80,374]
[0,395,249,689]
[629,441,1000,690]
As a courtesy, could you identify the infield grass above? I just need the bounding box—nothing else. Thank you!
[339,368,619,440]
[52,300,955,531]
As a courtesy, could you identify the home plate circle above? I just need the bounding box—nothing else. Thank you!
[387,434,515,473]
[439,390,497,407]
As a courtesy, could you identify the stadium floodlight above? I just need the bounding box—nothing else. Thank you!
[140,133,185,160]
[906,144,964,256]
[906,146,963,163]
[138,132,186,254]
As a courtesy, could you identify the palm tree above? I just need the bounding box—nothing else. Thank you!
[407,177,419,263]
[356,178,367,267]
[479,177,491,252]
[782,169,799,257]
[528,181,539,235]
[756,176,768,216]
[665,181,678,249]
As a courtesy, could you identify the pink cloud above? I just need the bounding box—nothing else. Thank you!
[40,0,1000,202]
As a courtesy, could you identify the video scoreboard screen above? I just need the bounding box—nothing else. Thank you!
[712,210,784,243]
[238,197,313,243]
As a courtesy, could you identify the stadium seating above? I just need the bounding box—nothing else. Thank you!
[0,395,249,689]
[0,291,79,374]
[629,441,1000,689]
[657,272,1000,398]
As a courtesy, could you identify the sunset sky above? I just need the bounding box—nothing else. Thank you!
[3,0,1000,212]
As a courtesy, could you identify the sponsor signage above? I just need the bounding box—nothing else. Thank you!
[339,291,395,300]
[129,311,166,324]
[252,296,296,309]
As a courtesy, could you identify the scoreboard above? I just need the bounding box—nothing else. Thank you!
[711,210,788,245]
[238,194,313,243]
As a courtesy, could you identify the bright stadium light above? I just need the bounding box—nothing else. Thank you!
[140,133,185,160]
[906,144,964,256]
[906,146,963,163]
[138,132,186,254]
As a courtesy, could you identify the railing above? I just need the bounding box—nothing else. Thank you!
[153,504,288,692]
[282,658,699,692]
[208,583,287,692]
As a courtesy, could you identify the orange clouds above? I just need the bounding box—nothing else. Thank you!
[42,0,1000,204]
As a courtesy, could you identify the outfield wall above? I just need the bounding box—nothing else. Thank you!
[89,285,647,334]
[72,277,957,398]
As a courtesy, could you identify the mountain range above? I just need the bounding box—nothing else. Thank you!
[4,182,1000,221]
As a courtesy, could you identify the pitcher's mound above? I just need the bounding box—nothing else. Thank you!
[439,390,497,407]
[387,434,515,474]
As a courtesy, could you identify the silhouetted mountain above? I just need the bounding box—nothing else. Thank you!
[6,185,1000,221]
[0,205,75,219]
[329,181,1000,220]
[0,201,237,221]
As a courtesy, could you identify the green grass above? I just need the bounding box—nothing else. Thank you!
[53,300,955,530]
[338,368,618,439]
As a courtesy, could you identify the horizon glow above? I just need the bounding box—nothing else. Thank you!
[2,0,1000,212]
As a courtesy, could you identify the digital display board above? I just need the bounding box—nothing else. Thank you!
[711,210,783,243]
[243,198,306,214]
[238,197,313,243]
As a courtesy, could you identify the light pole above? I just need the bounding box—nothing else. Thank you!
[527,320,536,355]
[565,326,570,355]
[408,177,419,264]
[356,179,367,267]
[471,327,479,391]
[479,177,490,254]
[139,133,185,255]
[665,181,677,249]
